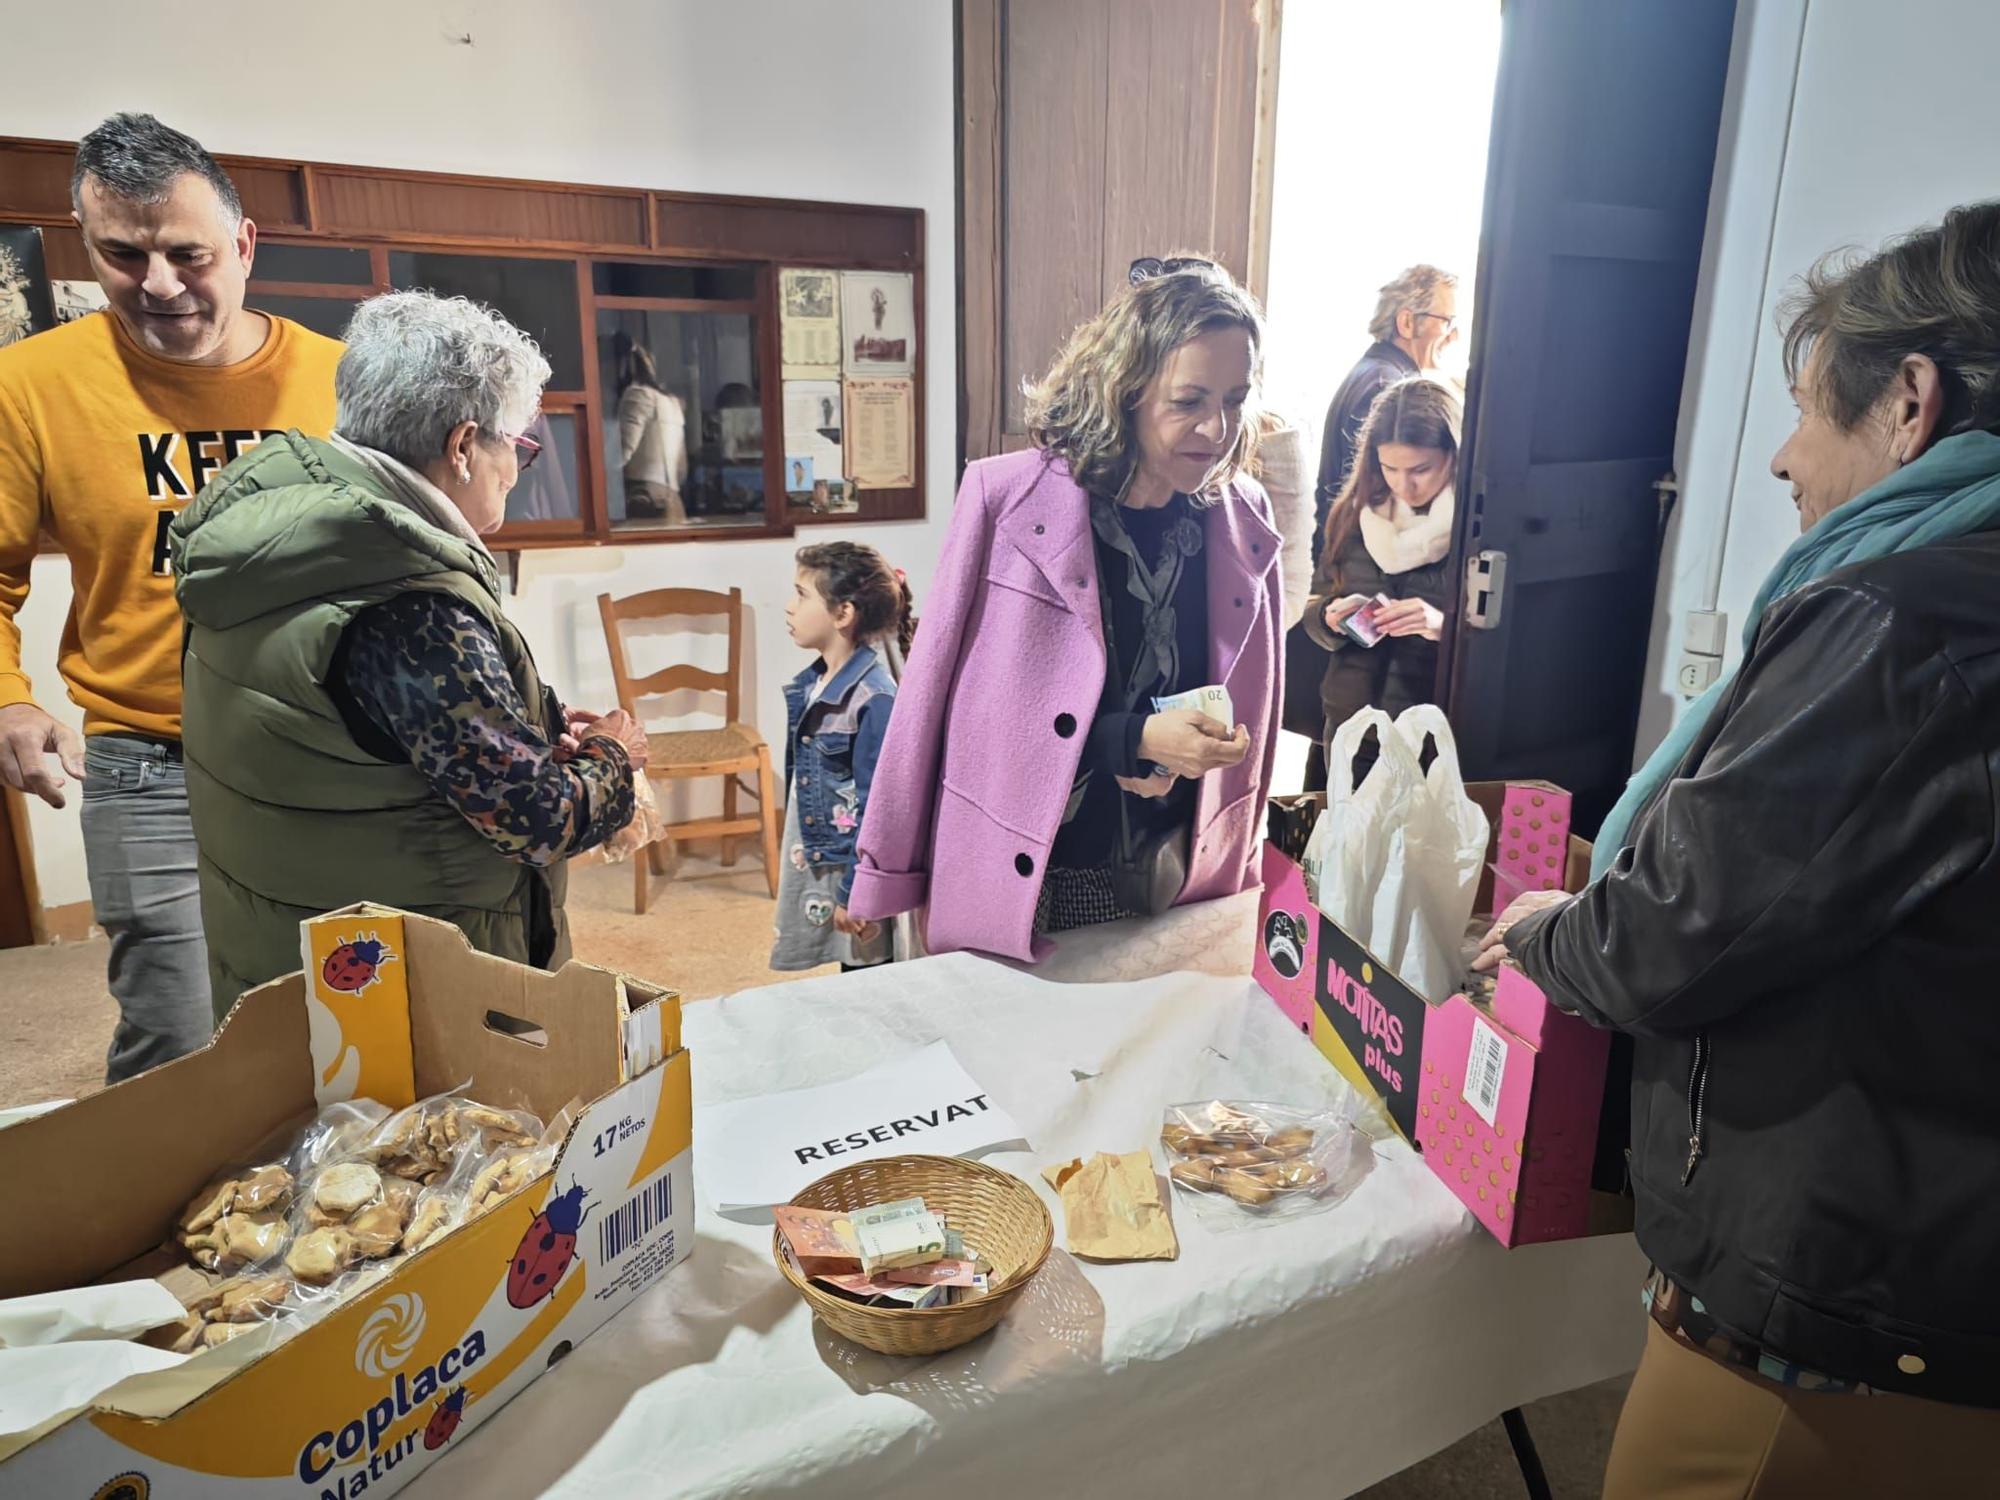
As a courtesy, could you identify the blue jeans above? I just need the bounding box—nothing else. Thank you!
[80,734,212,1082]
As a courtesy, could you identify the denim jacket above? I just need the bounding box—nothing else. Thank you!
[783,644,898,904]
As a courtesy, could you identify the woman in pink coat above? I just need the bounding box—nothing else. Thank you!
[848,257,1282,962]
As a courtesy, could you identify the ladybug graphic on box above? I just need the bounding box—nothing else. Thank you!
[423,1386,470,1450]
[321,934,396,994]
[508,1181,593,1309]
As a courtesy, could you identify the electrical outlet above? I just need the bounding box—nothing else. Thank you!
[1677,656,1722,696]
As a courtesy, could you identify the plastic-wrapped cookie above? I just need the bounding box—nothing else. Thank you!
[232,1164,295,1214]
[349,1202,406,1260]
[164,1313,207,1354]
[402,1198,455,1255]
[458,1104,536,1148]
[182,1229,225,1272]
[312,1163,383,1219]
[202,1321,251,1348]
[215,1214,287,1270]
[177,1178,238,1237]
[380,1176,421,1217]
[286,1226,358,1285]
[211,1273,292,1324]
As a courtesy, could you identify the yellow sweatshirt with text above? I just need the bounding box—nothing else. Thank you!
[0,311,343,738]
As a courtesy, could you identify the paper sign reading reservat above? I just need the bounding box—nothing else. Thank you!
[695,1041,1028,1209]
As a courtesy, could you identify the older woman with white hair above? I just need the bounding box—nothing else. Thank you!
[171,290,646,1011]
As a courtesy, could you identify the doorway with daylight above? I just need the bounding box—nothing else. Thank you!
[1260,0,1502,795]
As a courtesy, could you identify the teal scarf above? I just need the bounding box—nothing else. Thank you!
[1594,429,2000,877]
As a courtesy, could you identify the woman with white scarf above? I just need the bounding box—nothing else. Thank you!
[172,291,645,1006]
[1301,377,1459,782]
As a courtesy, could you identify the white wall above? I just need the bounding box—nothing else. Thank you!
[3,0,958,910]
[1640,0,2000,758]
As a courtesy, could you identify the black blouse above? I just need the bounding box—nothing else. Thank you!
[1050,494,1209,870]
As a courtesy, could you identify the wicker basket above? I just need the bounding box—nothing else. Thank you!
[772,1154,1053,1357]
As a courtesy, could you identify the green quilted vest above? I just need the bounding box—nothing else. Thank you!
[172,432,570,1018]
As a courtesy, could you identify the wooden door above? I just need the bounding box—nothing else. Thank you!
[959,0,1279,463]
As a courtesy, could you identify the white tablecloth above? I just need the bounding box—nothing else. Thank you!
[410,954,1645,1500]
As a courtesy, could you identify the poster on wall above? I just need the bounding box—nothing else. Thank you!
[0,227,57,348]
[844,376,915,489]
[782,378,844,492]
[780,268,841,376]
[52,279,109,324]
[840,271,914,377]
[784,454,817,500]
[808,479,859,516]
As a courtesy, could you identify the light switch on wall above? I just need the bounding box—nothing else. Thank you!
[1683,609,1729,657]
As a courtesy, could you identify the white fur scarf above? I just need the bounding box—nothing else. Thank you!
[1358,485,1455,576]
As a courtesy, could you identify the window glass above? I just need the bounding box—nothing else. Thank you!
[597,307,764,531]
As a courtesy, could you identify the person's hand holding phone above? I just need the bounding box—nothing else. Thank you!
[1138,709,1250,780]
[1322,594,1373,633]
[1373,598,1445,641]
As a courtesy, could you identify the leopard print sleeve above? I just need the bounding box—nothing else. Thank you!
[340,591,636,867]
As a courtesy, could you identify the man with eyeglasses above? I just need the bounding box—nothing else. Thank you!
[0,113,342,1079]
[1287,263,1460,788]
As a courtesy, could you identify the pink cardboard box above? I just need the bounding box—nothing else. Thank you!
[1252,783,1629,1247]
[1413,966,1612,1246]
[1253,839,1318,1036]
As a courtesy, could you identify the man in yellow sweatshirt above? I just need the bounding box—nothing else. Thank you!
[0,114,342,1081]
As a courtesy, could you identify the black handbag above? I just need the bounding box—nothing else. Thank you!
[1110,796,1191,917]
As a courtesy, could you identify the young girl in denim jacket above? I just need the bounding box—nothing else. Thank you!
[770,542,915,971]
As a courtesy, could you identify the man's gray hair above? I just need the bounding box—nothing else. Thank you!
[72,112,243,225]
[1367,264,1457,344]
[335,292,552,467]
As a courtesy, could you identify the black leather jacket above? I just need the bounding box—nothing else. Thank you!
[1509,534,2000,1407]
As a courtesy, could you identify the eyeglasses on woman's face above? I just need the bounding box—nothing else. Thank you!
[497,431,542,472]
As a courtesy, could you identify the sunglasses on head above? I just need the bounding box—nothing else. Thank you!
[1128,255,1219,286]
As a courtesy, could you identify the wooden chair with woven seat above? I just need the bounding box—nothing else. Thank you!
[596,587,780,913]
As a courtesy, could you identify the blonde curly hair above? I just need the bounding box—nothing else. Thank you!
[1023,261,1264,500]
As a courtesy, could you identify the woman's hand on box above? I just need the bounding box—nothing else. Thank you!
[1471,889,1574,973]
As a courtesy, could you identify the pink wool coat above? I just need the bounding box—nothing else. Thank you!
[848,448,1283,961]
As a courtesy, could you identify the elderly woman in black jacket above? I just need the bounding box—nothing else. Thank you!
[1477,202,2000,1497]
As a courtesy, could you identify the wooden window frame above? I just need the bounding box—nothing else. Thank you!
[1,136,926,552]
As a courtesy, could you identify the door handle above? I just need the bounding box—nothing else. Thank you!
[1464,550,1508,631]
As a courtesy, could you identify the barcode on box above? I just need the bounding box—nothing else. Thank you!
[1466,1019,1507,1127]
[600,1171,674,1262]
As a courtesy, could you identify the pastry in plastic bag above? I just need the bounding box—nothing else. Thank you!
[287,1226,360,1285]
[311,1163,383,1219]
[1159,1099,1374,1226]
[402,1196,456,1255]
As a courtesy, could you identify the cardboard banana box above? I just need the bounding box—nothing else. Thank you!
[0,905,692,1499]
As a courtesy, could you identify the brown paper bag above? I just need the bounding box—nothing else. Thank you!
[1042,1150,1179,1262]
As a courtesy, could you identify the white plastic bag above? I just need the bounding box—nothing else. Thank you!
[1306,704,1489,1002]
